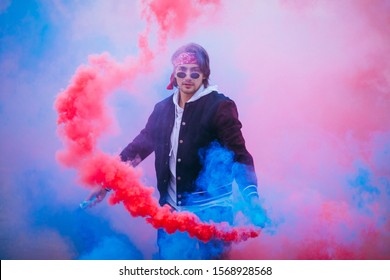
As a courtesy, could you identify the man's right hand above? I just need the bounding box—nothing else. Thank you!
[80,186,110,209]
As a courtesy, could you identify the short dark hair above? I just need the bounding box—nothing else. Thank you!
[171,43,210,88]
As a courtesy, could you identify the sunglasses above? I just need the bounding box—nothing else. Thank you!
[176,71,201,79]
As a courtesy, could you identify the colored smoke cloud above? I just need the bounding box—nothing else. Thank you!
[53,36,260,243]
[1,0,389,259]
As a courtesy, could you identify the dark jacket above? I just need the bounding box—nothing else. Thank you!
[120,91,258,206]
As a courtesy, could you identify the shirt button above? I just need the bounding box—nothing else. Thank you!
[182,122,186,126]
[179,139,183,144]
[177,158,181,162]
[178,194,182,198]
[177,176,181,181]
[178,201,182,205]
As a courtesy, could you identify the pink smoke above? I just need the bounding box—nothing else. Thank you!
[221,0,390,259]
[52,0,390,258]
[141,0,221,47]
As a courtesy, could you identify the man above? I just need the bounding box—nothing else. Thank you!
[89,43,266,259]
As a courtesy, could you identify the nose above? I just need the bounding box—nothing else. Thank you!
[183,71,191,78]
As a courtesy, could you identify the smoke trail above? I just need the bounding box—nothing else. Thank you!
[55,0,259,243]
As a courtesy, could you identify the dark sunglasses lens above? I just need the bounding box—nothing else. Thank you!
[177,72,186,78]
[190,73,200,79]
[177,72,201,79]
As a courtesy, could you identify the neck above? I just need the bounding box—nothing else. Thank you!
[179,92,194,108]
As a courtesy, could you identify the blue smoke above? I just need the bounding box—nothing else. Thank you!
[79,236,142,260]
[0,164,144,259]
[154,141,269,259]
[196,141,235,194]
[348,163,381,215]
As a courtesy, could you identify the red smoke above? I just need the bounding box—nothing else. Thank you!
[141,0,220,46]
[55,0,259,243]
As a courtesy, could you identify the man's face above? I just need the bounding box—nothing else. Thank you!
[175,63,204,95]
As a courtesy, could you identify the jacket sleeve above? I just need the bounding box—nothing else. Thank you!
[119,105,157,163]
[214,99,259,202]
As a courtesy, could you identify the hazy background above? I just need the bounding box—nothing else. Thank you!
[1,0,389,259]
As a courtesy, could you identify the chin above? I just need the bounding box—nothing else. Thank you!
[180,86,201,95]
